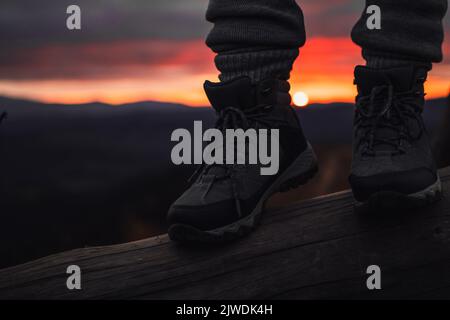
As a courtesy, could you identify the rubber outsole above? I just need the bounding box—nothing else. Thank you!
[168,145,318,244]
[355,176,442,211]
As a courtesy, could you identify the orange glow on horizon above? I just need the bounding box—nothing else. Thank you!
[0,38,448,106]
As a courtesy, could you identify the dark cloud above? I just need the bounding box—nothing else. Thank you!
[2,0,447,48]
[0,0,210,47]
[0,0,448,81]
[0,39,214,80]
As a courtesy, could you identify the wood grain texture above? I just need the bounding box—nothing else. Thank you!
[1,167,450,300]
[435,95,450,168]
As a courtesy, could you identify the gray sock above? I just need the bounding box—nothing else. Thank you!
[365,55,432,70]
[215,48,299,83]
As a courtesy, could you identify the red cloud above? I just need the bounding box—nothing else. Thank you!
[0,39,216,80]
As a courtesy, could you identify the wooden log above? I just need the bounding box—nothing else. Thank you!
[1,167,450,300]
[434,94,450,168]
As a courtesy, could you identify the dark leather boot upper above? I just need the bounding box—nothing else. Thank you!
[168,76,307,231]
[350,66,438,201]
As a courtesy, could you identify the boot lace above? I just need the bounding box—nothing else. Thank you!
[188,102,283,218]
[355,82,425,156]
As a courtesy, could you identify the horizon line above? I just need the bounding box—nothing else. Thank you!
[1,94,448,109]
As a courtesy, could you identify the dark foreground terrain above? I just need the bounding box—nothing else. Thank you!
[0,96,448,268]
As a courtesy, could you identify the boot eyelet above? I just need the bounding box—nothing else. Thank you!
[261,87,272,95]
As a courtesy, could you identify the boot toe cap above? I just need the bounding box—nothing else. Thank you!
[167,200,238,231]
[349,167,437,202]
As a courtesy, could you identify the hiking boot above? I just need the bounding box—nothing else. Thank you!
[168,76,318,243]
[350,66,442,209]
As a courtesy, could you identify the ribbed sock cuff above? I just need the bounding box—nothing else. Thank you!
[365,55,432,70]
[214,48,299,83]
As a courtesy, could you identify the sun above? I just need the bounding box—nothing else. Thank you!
[293,91,309,108]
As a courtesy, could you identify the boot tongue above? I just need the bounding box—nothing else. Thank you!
[354,66,418,154]
[354,66,415,96]
[204,77,255,112]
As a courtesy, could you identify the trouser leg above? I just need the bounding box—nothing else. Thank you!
[351,0,448,69]
[206,0,306,82]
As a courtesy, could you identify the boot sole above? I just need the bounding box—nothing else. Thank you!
[168,144,318,244]
[355,176,442,211]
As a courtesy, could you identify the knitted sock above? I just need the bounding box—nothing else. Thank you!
[215,48,299,83]
[365,55,432,70]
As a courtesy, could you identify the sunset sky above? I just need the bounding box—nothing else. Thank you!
[0,0,449,106]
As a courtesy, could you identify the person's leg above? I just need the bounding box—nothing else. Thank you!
[351,0,447,68]
[167,0,317,243]
[206,0,306,82]
[349,0,448,208]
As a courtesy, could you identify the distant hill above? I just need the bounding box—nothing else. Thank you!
[0,96,447,268]
[1,95,446,143]
[0,95,446,200]
[0,95,446,202]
